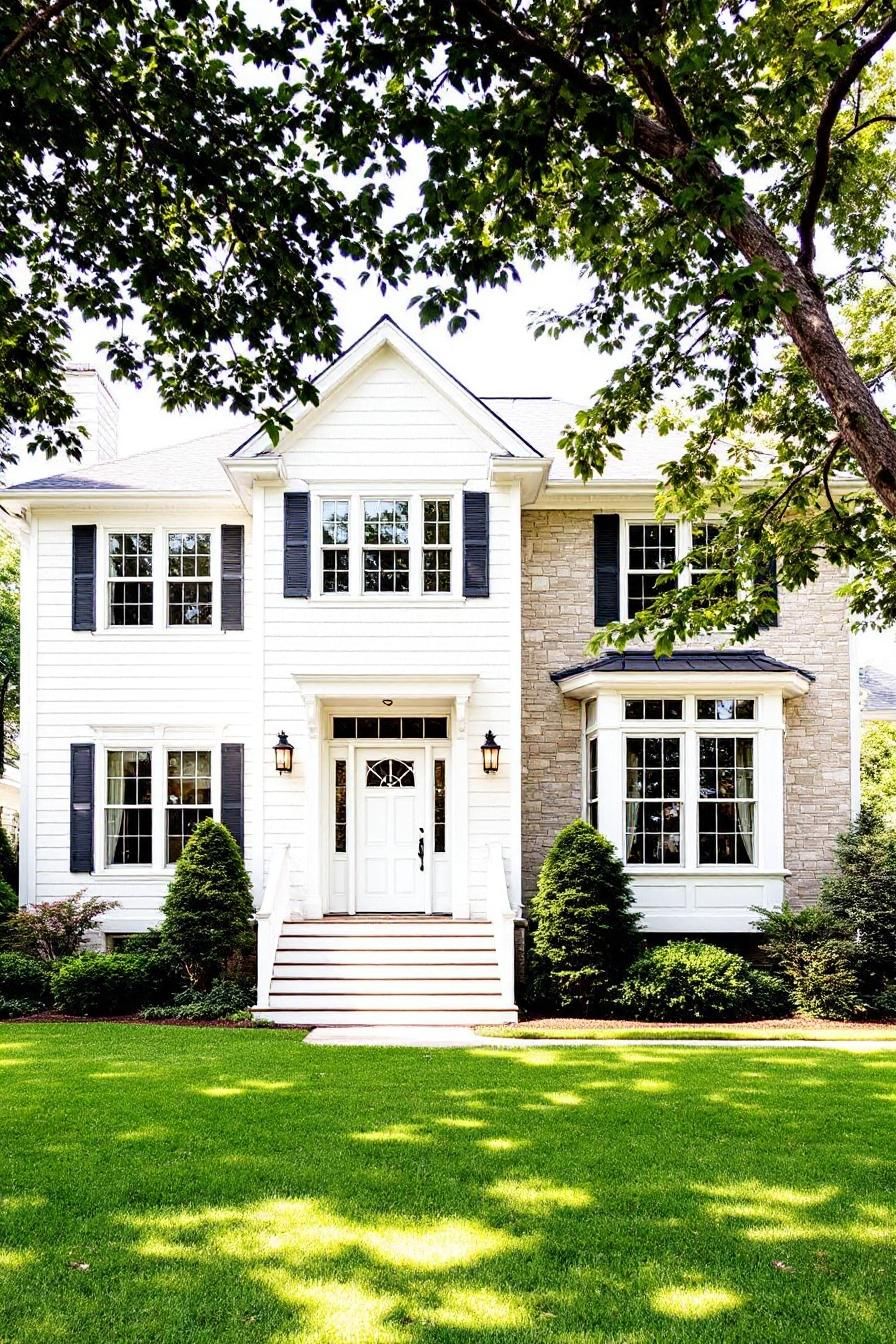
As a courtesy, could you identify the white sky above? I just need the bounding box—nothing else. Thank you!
[66,256,896,671]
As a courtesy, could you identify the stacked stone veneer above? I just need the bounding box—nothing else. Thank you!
[521,509,854,911]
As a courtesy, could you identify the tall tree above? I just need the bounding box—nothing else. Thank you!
[5,1,896,644]
[0,533,19,774]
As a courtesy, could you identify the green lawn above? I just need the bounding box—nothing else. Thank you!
[0,1026,895,1343]
[478,1022,896,1041]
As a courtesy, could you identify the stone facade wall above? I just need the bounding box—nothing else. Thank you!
[520,509,854,910]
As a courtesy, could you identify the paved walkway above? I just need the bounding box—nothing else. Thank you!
[304,1026,896,1049]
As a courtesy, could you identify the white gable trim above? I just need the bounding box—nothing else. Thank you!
[233,317,543,464]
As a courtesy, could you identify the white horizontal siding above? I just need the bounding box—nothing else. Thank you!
[28,503,256,920]
[25,344,522,927]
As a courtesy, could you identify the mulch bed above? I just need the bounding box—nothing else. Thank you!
[516,1015,896,1031]
[1,1012,306,1029]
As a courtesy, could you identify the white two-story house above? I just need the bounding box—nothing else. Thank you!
[2,318,859,1024]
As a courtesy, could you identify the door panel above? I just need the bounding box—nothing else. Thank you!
[356,752,424,912]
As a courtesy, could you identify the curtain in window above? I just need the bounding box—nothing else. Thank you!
[105,769,125,865]
[625,740,643,860]
[735,737,755,862]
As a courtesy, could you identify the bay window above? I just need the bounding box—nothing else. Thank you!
[582,693,768,870]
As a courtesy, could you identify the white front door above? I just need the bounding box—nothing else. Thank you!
[355,751,426,913]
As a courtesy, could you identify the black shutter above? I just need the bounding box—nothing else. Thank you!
[71,525,97,631]
[70,743,95,873]
[283,492,310,597]
[221,524,244,631]
[221,743,244,854]
[593,514,620,626]
[758,549,779,629]
[462,491,490,597]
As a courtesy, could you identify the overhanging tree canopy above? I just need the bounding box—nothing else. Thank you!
[5,0,896,647]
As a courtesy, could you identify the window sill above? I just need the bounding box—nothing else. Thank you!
[309,595,469,609]
[624,866,787,878]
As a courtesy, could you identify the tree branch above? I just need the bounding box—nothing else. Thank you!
[797,12,896,270]
[838,112,896,140]
[0,0,80,64]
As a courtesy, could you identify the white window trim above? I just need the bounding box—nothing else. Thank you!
[100,525,221,633]
[311,489,463,601]
[165,529,217,631]
[620,517,741,622]
[583,691,782,874]
[94,740,220,874]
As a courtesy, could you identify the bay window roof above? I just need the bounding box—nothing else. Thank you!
[552,649,815,700]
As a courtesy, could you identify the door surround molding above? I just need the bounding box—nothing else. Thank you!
[293,673,478,919]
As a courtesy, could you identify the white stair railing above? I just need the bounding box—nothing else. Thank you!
[486,843,518,1009]
[254,843,292,1010]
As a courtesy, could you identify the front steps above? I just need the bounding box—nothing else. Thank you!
[254,917,518,1026]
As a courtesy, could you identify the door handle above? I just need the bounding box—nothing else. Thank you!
[418,828,424,871]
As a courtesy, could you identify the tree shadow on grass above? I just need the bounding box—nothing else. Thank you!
[0,1026,894,1343]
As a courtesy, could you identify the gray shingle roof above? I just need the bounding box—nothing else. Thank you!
[860,665,896,712]
[551,649,816,682]
[7,423,250,493]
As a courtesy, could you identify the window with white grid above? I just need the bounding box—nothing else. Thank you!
[108,533,153,626]
[166,750,213,863]
[167,532,212,625]
[321,499,350,594]
[627,523,677,616]
[363,499,410,593]
[422,499,451,593]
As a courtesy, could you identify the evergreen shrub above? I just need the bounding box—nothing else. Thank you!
[159,819,254,989]
[618,940,791,1022]
[529,820,643,1014]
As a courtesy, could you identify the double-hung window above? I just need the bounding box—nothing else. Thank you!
[690,523,737,604]
[698,736,755,864]
[625,735,682,865]
[627,523,677,616]
[105,750,152,865]
[363,499,410,593]
[166,750,213,863]
[322,500,350,593]
[585,699,598,827]
[168,532,212,625]
[422,500,451,593]
[108,533,153,626]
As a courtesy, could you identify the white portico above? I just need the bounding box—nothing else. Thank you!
[291,674,480,921]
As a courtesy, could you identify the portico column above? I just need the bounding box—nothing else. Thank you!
[451,690,471,920]
[302,692,324,919]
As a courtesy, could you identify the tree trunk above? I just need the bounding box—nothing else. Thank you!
[0,672,11,778]
[724,203,896,516]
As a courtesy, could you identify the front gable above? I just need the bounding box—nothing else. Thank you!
[231,317,542,490]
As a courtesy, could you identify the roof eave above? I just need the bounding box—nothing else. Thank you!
[552,665,814,700]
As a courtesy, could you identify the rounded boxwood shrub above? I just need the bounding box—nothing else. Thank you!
[618,940,791,1022]
[51,952,167,1016]
[529,820,643,1014]
[0,951,50,1005]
